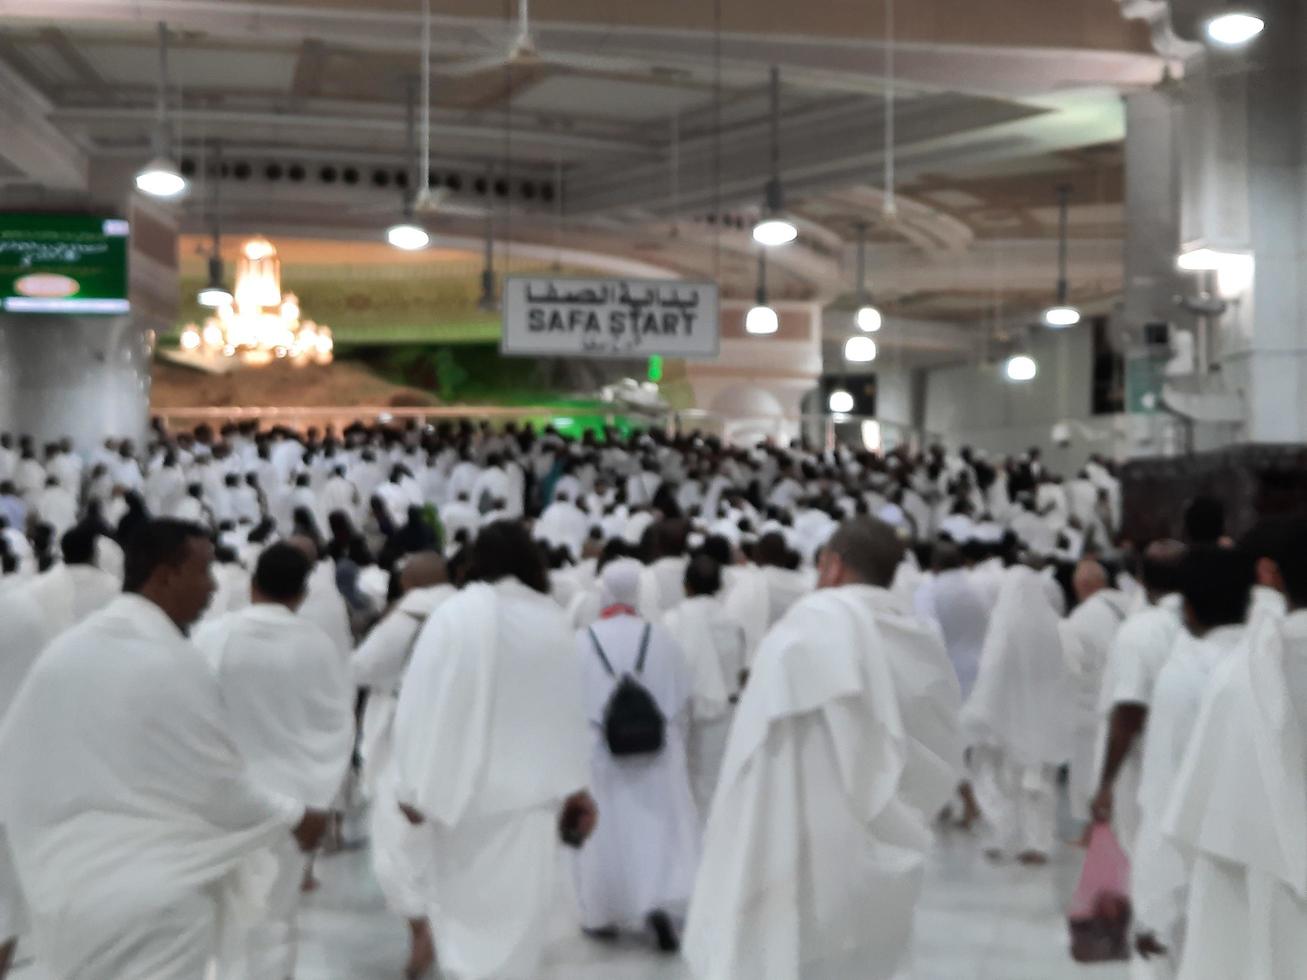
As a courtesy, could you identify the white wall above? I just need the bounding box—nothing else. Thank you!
[920,327,1123,473]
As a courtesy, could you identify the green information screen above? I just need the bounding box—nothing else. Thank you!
[0,214,130,314]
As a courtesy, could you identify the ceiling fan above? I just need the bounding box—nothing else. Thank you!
[435,0,653,80]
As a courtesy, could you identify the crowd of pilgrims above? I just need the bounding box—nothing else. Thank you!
[0,416,1303,980]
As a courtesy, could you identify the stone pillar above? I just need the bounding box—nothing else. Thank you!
[0,194,176,451]
[1170,0,1307,443]
[683,300,822,445]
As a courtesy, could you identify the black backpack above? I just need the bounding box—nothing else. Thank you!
[589,624,666,757]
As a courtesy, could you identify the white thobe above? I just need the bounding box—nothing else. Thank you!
[1131,625,1245,965]
[1162,610,1305,980]
[722,564,771,663]
[297,559,353,660]
[684,585,962,980]
[392,580,589,980]
[535,500,590,559]
[1096,595,1184,857]
[1057,589,1131,822]
[352,584,456,917]
[0,595,304,980]
[439,500,481,550]
[915,568,990,700]
[194,604,356,980]
[642,555,689,613]
[33,484,78,536]
[573,615,700,930]
[661,595,746,817]
[962,566,1075,856]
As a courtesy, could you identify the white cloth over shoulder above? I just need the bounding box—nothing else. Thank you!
[391,578,590,980]
[573,614,700,929]
[17,562,121,647]
[962,565,1075,768]
[0,595,302,980]
[194,604,356,809]
[914,568,990,701]
[0,588,47,943]
[684,585,963,980]
[1164,611,1307,980]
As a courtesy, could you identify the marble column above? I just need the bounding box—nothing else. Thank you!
[1170,0,1307,443]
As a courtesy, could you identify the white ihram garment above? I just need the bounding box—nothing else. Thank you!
[194,604,357,980]
[1130,625,1245,968]
[914,568,990,700]
[641,555,689,614]
[1058,588,1131,821]
[18,562,120,647]
[0,589,47,944]
[661,595,746,817]
[352,584,456,917]
[684,585,963,980]
[963,566,1074,856]
[297,558,353,660]
[1163,610,1306,980]
[573,615,700,930]
[722,564,771,664]
[0,595,303,980]
[392,579,589,980]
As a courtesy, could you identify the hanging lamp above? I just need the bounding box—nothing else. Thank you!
[746,249,778,334]
[135,23,187,198]
[752,66,797,247]
[1041,184,1080,328]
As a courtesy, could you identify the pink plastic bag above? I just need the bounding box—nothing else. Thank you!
[1066,823,1132,963]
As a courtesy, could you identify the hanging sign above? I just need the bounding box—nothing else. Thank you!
[500,275,719,359]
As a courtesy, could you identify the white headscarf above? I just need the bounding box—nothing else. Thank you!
[600,558,643,609]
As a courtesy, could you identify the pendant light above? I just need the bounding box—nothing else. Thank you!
[197,144,233,308]
[844,335,877,362]
[828,390,855,414]
[387,33,430,250]
[852,222,882,332]
[746,249,778,334]
[1205,3,1265,46]
[135,23,187,198]
[1005,353,1038,382]
[1041,183,1080,328]
[751,66,797,247]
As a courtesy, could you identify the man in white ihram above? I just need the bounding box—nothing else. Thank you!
[1057,558,1131,826]
[193,541,356,980]
[352,551,455,980]
[391,521,597,980]
[1161,518,1306,980]
[0,518,329,980]
[660,554,747,817]
[573,558,700,952]
[963,561,1072,864]
[684,516,963,980]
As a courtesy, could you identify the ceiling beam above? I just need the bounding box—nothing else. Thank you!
[37,27,114,101]
[0,52,87,190]
[288,38,328,103]
[52,103,654,159]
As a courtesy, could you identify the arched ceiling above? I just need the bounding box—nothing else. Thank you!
[0,0,1161,335]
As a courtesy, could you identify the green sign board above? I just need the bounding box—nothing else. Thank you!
[0,214,130,314]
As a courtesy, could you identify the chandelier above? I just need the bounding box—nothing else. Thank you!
[179,236,333,367]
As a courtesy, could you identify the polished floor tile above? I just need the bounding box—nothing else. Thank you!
[15,823,1131,980]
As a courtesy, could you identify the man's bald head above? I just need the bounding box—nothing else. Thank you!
[400,551,449,593]
[1073,558,1109,603]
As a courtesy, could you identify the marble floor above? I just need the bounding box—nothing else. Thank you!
[13,822,1131,980]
